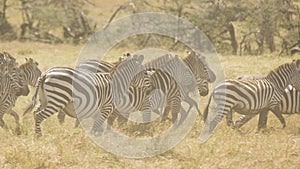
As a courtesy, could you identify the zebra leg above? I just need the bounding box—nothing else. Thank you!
[8,109,21,135]
[257,110,268,130]
[106,110,118,131]
[34,105,59,137]
[183,95,201,115]
[234,115,255,129]
[0,113,8,130]
[177,106,188,125]
[226,111,234,127]
[90,105,113,136]
[74,119,80,128]
[57,111,66,125]
[161,106,171,122]
[208,104,232,134]
[268,109,286,129]
[170,98,182,125]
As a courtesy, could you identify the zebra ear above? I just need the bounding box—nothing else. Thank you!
[136,54,144,63]
[146,69,155,76]
[295,59,300,69]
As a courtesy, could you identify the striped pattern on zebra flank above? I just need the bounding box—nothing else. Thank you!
[200,59,300,143]
[235,85,300,129]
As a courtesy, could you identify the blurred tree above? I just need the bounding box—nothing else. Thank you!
[19,0,95,44]
[0,0,17,40]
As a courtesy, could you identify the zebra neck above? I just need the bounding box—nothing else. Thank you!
[266,70,290,93]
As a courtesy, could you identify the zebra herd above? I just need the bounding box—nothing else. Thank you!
[20,51,215,136]
[1,51,300,144]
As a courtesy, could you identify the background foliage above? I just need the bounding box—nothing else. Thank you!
[1,0,300,55]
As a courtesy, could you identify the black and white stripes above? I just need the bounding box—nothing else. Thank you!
[200,60,300,142]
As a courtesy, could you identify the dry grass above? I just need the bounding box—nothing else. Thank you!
[0,41,300,169]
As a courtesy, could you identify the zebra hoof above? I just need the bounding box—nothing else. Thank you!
[90,128,104,137]
[35,133,42,138]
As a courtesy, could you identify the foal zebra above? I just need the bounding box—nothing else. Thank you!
[0,52,40,134]
[23,54,149,136]
[200,59,300,143]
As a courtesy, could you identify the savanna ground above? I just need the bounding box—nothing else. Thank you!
[0,41,299,169]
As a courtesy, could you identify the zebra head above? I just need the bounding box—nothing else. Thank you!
[186,51,216,83]
[197,78,209,96]
[289,59,300,90]
[130,69,152,91]
[20,58,42,86]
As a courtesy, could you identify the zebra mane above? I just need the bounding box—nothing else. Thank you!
[109,54,144,75]
[19,58,39,69]
[143,53,175,68]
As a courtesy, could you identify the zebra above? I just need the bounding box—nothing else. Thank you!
[0,53,39,134]
[56,59,114,125]
[0,72,24,134]
[146,68,182,124]
[0,52,29,96]
[148,77,208,122]
[200,59,300,143]
[143,51,215,115]
[234,74,300,129]
[23,54,149,136]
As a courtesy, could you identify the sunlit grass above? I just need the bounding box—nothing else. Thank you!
[0,41,300,168]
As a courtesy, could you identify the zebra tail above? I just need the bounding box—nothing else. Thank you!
[23,74,45,116]
[203,93,213,122]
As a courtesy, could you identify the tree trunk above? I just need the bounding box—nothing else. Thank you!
[227,22,238,55]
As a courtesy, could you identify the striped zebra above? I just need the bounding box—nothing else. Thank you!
[0,72,24,134]
[148,77,208,122]
[56,59,114,125]
[0,53,40,134]
[23,54,149,136]
[144,51,215,115]
[146,68,182,124]
[107,67,182,130]
[234,74,300,129]
[200,59,300,142]
[0,52,29,96]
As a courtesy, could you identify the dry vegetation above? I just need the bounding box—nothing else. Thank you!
[0,41,299,169]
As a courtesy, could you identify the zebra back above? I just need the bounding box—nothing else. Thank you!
[144,54,197,95]
[143,53,175,68]
[76,60,113,73]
